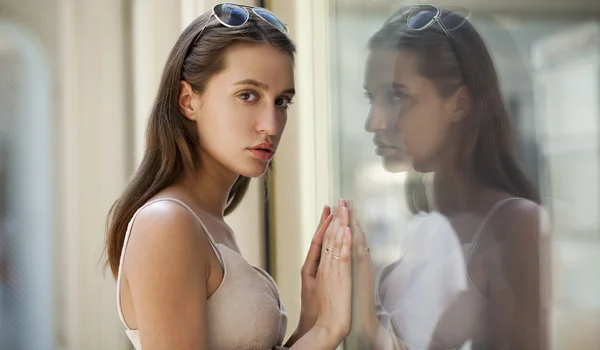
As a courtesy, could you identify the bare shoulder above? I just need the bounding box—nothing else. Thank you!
[508,198,550,233]
[123,199,212,283]
[486,197,553,274]
[119,200,213,345]
[490,198,550,241]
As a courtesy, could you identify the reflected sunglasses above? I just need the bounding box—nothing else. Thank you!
[390,4,471,37]
[190,2,289,49]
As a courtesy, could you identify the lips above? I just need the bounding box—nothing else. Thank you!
[373,137,402,157]
[375,145,398,157]
[374,142,396,149]
[251,146,274,153]
[249,149,274,161]
[249,142,275,161]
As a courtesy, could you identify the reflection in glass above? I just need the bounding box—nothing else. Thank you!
[329,2,600,348]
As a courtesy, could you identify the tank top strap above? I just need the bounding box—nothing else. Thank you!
[116,197,223,330]
[466,197,522,264]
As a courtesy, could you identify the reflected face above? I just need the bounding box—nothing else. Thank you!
[364,49,456,173]
[185,43,295,178]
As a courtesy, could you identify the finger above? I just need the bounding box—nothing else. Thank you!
[327,206,347,252]
[338,202,350,228]
[309,205,331,264]
[334,227,352,270]
[303,214,334,277]
[321,208,342,257]
[315,205,331,233]
[346,199,354,211]
[329,224,346,268]
[320,211,343,275]
[353,217,366,248]
[312,212,333,250]
[351,215,371,261]
[319,226,338,276]
[330,198,347,215]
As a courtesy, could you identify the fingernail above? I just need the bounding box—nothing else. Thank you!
[338,199,344,207]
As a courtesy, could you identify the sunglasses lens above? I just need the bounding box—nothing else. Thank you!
[214,3,249,26]
[407,5,438,30]
[253,8,288,34]
[440,6,470,31]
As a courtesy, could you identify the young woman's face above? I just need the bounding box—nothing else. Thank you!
[364,48,465,173]
[181,43,295,178]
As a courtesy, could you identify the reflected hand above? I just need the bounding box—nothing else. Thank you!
[349,206,379,343]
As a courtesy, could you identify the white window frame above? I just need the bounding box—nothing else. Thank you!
[268,0,339,340]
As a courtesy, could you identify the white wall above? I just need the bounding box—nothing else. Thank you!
[58,0,131,348]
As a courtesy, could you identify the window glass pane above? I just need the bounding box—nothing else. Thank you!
[327,3,600,349]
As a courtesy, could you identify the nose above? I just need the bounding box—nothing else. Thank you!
[257,106,279,136]
[365,103,390,133]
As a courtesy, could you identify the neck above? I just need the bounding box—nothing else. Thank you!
[433,162,486,215]
[180,155,238,219]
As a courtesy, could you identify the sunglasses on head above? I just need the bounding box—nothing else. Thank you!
[189,2,289,49]
[389,4,471,37]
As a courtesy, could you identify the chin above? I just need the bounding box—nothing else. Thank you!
[411,159,435,173]
[382,158,408,173]
[237,162,270,178]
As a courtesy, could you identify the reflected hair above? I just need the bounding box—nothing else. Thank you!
[405,170,430,214]
[103,12,295,278]
[369,6,539,204]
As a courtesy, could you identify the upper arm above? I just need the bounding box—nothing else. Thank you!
[123,201,211,350]
[498,201,551,350]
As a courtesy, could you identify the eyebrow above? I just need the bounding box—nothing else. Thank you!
[364,81,408,90]
[391,82,408,90]
[235,79,295,95]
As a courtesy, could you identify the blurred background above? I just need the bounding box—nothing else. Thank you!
[0,0,599,349]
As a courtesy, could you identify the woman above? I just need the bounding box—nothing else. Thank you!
[103,4,352,349]
[356,5,551,349]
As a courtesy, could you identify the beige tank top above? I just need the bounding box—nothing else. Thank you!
[116,198,288,350]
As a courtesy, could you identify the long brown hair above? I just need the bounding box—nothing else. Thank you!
[369,7,540,204]
[104,11,296,278]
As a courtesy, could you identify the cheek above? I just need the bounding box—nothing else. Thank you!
[196,113,249,153]
[398,106,447,155]
[269,113,288,144]
[277,114,288,133]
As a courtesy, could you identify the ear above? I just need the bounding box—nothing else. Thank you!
[447,85,471,123]
[179,80,198,121]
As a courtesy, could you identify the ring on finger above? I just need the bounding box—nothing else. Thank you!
[332,255,340,260]
[366,246,371,252]
[325,247,333,253]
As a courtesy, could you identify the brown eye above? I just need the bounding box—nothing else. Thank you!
[275,96,292,108]
[238,91,258,102]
